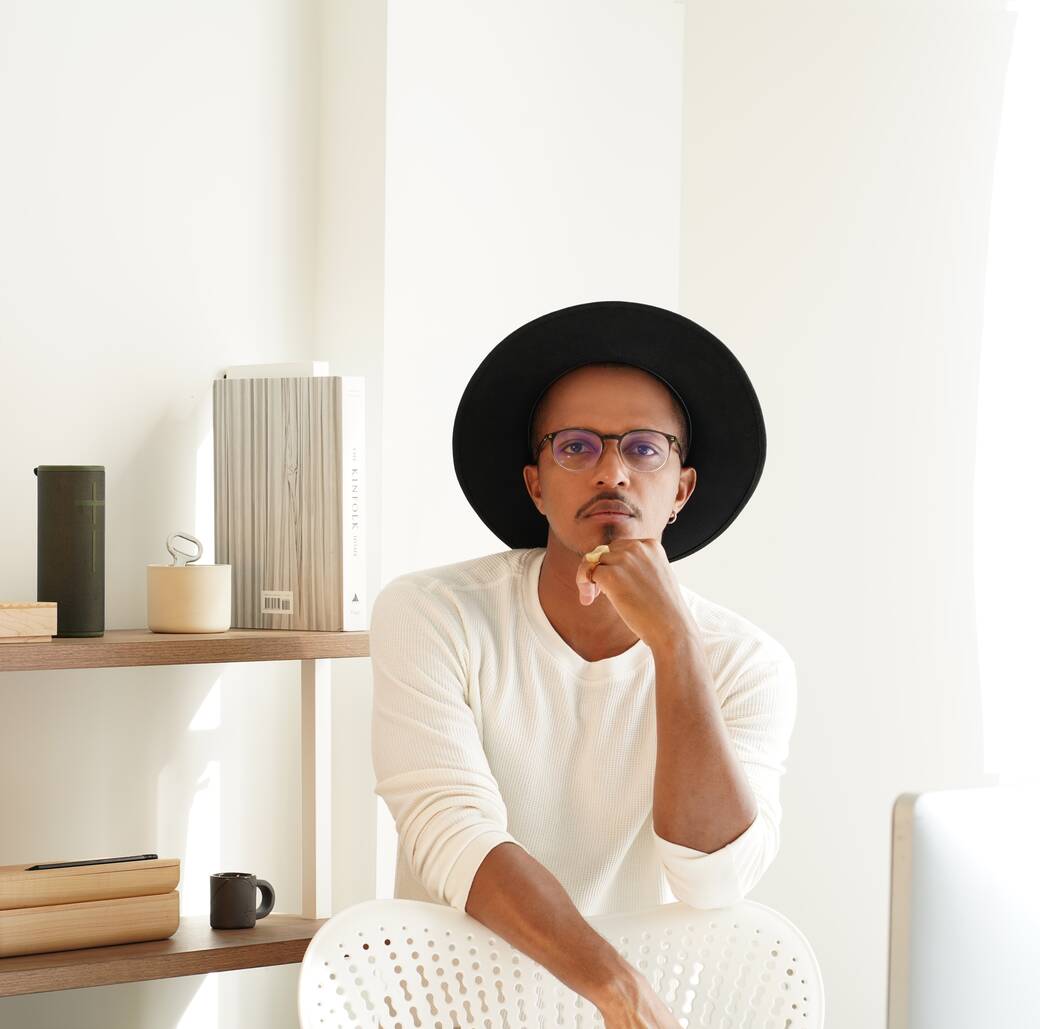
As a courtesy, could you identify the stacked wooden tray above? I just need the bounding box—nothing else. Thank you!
[0,858,180,958]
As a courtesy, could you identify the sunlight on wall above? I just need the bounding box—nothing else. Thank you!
[183,754,222,912]
[157,678,223,915]
[189,681,223,732]
[177,971,219,1029]
[154,675,222,1029]
[974,0,1040,784]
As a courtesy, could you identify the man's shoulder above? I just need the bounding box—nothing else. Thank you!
[374,547,536,609]
[679,582,793,668]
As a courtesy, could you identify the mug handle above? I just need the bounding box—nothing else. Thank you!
[255,879,275,920]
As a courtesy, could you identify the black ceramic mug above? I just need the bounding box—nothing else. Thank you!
[210,872,275,929]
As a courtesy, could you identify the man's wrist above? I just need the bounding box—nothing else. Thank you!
[645,608,702,659]
[582,949,643,1012]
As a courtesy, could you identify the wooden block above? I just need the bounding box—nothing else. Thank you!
[0,603,57,643]
[0,891,180,959]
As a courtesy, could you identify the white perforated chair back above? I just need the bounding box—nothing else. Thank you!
[298,897,824,1028]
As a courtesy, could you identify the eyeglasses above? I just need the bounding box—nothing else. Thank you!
[533,427,684,473]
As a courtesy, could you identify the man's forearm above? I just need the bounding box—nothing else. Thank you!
[464,841,636,1011]
[651,627,757,851]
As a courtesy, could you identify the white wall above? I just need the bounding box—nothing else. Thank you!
[677,3,1016,1027]
[380,0,686,581]
[0,1,383,1026]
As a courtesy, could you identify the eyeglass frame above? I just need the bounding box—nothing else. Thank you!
[532,426,686,471]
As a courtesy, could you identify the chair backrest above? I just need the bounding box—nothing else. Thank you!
[298,896,824,1028]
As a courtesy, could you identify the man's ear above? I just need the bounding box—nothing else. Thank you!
[522,462,544,516]
[674,466,697,510]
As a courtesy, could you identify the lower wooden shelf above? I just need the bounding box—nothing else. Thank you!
[0,914,326,997]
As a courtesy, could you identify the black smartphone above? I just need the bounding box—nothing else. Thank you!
[26,853,159,871]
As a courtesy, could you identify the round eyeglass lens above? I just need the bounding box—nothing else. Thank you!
[551,429,670,471]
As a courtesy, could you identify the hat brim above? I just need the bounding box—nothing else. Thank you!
[452,300,766,562]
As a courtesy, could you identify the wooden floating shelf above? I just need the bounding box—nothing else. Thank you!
[0,914,327,997]
[0,628,358,995]
[0,628,369,672]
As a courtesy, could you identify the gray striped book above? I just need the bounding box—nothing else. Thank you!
[213,373,366,631]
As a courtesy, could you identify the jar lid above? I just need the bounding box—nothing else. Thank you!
[34,466,105,473]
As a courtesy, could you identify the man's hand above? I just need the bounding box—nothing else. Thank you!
[575,538,697,651]
[596,968,685,1028]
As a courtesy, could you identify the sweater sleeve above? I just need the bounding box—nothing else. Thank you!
[370,575,530,913]
[652,651,798,910]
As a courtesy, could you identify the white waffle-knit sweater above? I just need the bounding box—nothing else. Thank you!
[370,546,797,918]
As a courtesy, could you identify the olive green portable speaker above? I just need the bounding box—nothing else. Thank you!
[34,466,105,638]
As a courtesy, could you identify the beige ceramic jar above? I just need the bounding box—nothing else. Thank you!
[147,532,231,633]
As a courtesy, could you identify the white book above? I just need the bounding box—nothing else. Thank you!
[342,376,366,631]
[213,367,366,631]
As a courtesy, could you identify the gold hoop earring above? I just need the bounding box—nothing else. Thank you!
[667,511,678,524]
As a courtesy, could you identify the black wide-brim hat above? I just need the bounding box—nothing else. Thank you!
[452,300,766,562]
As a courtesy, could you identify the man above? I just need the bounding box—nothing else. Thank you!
[370,300,797,1022]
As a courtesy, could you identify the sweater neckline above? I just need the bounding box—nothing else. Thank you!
[521,548,653,681]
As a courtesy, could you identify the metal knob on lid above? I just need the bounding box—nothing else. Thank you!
[166,531,203,567]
